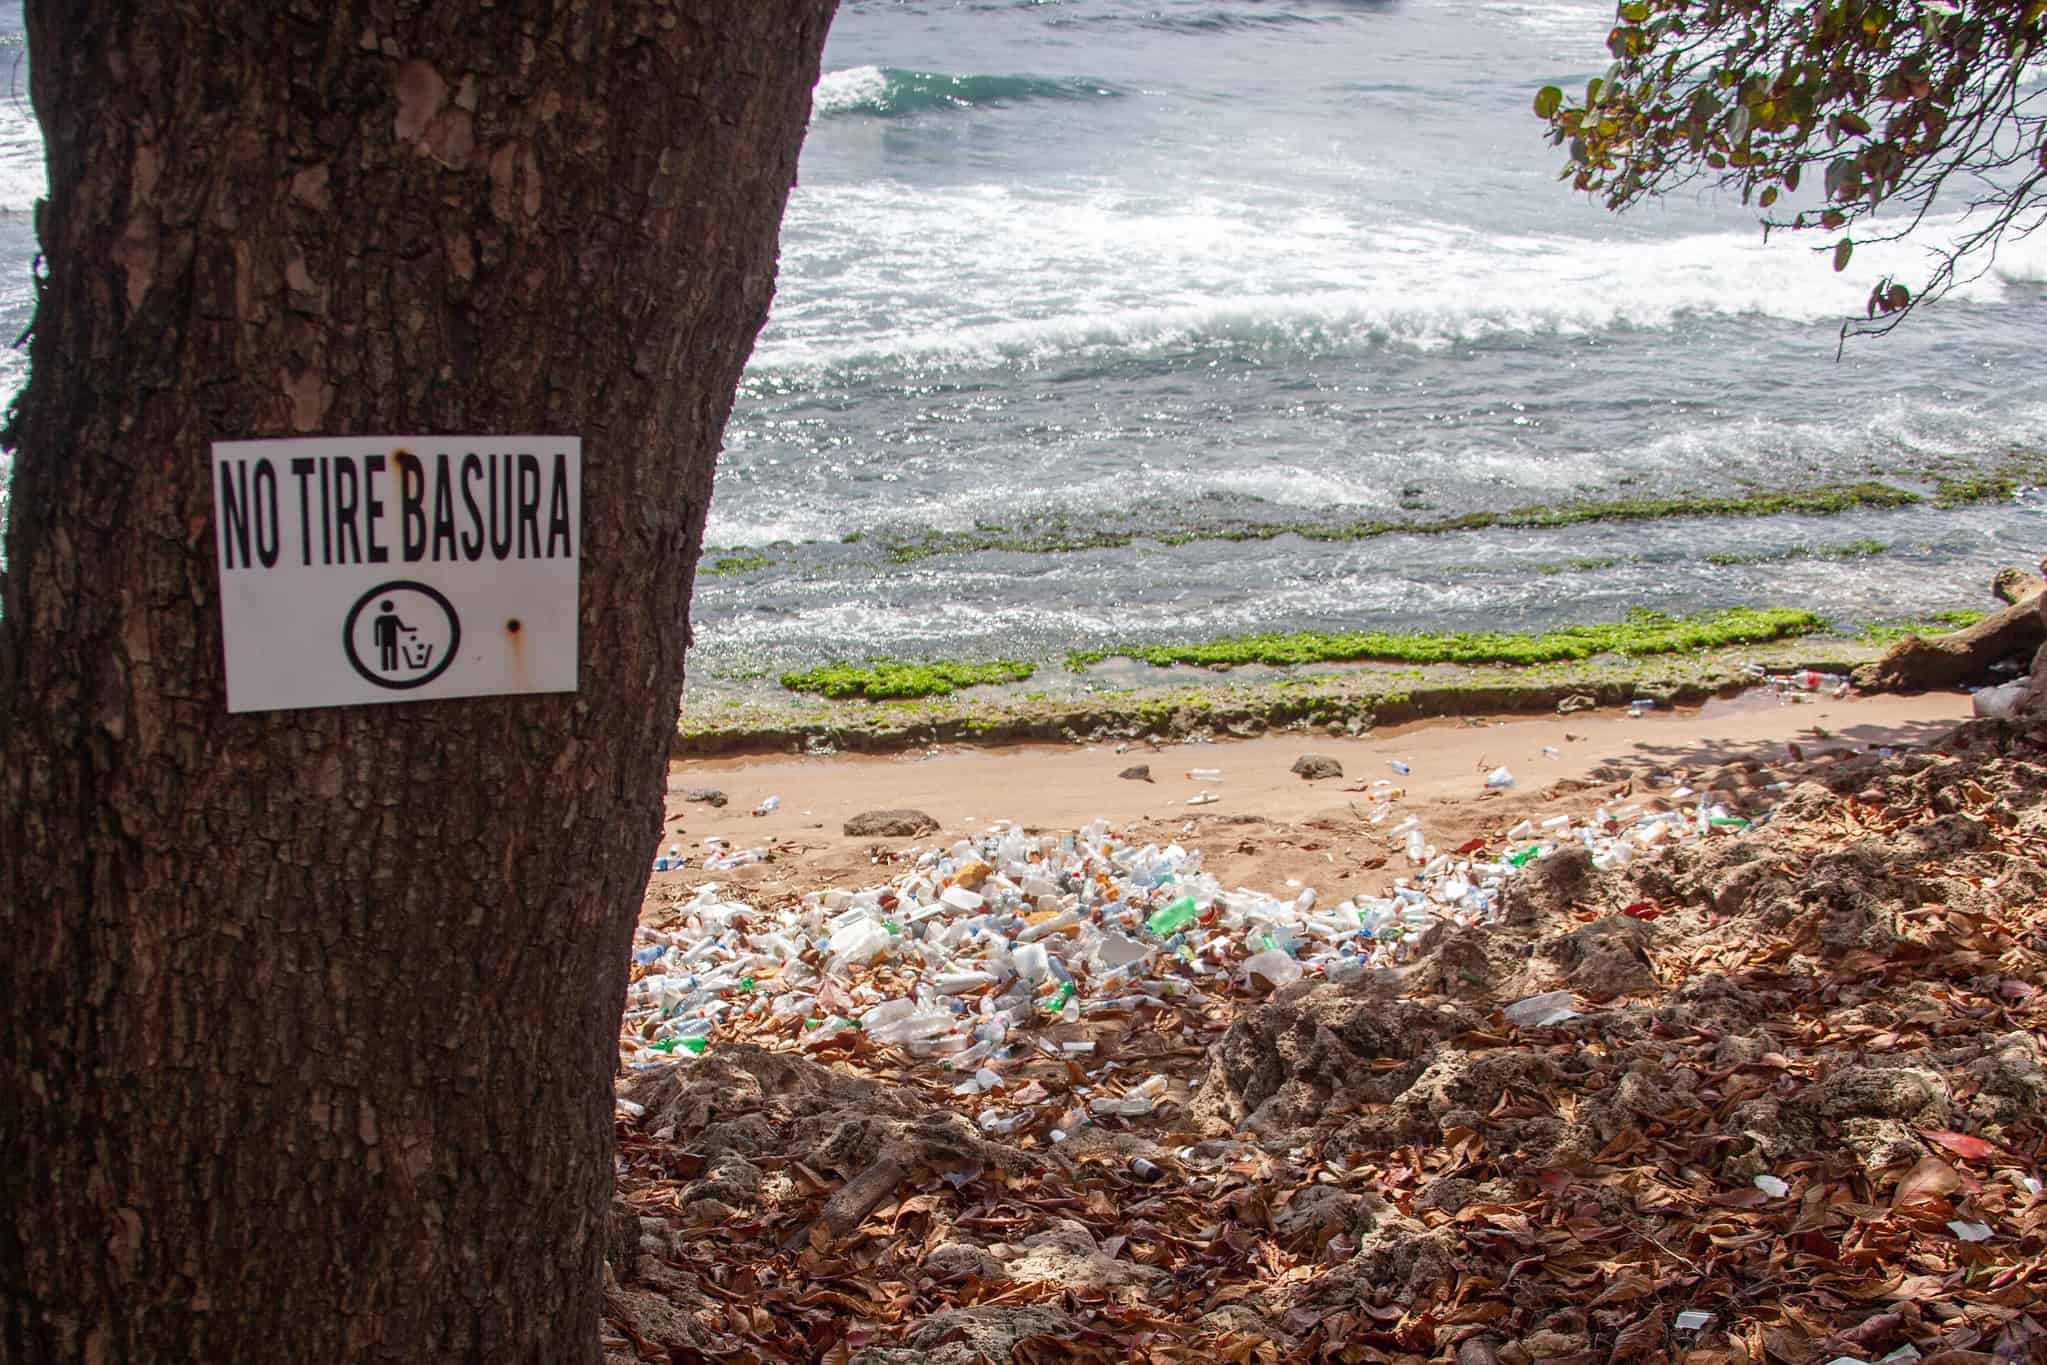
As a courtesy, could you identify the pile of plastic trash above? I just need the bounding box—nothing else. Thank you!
[1744,664,1852,701]
[624,768,1769,1118]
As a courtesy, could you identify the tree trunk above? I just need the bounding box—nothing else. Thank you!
[0,3,833,1361]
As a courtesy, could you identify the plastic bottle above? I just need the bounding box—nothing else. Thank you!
[1243,950,1303,990]
[1018,909,1079,943]
[866,1009,958,1046]
[752,795,781,815]
[1145,896,1198,936]
[1186,767,1223,781]
[935,970,998,995]
[1391,760,1411,775]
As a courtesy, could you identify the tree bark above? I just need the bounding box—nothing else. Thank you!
[1853,593,2047,693]
[0,3,833,1361]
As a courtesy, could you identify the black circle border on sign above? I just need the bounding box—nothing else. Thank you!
[342,580,462,691]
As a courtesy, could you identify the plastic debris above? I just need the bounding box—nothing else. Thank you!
[1974,680,2028,721]
[1242,949,1303,991]
[1947,1219,1994,1242]
[624,762,1802,1115]
[1753,1174,1789,1198]
[1484,766,1514,790]
[1674,1311,1714,1332]
[1502,990,1578,1027]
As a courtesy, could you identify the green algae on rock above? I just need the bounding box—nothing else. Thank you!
[877,483,1926,564]
[1702,538,1888,568]
[1066,607,1826,672]
[779,658,1037,700]
[1857,609,1990,645]
[703,550,774,576]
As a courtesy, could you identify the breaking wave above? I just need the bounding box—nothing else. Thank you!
[812,66,1124,119]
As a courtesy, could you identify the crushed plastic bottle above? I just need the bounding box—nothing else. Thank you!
[1503,989,1578,1027]
[1242,949,1303,990]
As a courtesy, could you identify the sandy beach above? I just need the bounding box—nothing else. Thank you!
[653,686,1971,908]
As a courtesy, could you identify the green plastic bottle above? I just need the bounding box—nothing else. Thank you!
[1145,896,1198,936]
[1042,981,1075,1013]
[649,1036,706,1056]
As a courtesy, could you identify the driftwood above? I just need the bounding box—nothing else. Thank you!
[1993,566,2047,604]
[1855,572,2045,693]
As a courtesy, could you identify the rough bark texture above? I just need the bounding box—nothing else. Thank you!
[1853,593,2047,693]
[0,3,833,1362]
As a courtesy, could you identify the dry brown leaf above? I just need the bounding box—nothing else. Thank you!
[1607,1308,1666,1362]
[1893,1157,1962,1210]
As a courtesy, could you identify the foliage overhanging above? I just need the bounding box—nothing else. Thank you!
[1536,0,2047,337]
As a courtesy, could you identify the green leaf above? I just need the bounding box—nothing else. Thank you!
[1834,237,1854,271]
[1620,0,1651,18]
[1534,85,1564,119]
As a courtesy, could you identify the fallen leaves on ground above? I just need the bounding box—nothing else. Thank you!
[607,718,2047,1365]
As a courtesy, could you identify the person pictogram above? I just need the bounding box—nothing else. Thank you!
[344,581,461,691]
[372,600,415,673]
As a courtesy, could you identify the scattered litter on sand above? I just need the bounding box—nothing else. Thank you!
[608,698,2047,1364]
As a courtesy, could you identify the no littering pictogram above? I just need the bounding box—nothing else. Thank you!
[343,581,461,690]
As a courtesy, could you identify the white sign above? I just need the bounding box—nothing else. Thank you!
[211,435,580,713]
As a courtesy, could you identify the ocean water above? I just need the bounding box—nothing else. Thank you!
[1,2,2043,685]
[698,0,2047,682]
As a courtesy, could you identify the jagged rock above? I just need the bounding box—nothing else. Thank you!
[1291,753,1343,780]
[1118,764,1154,782]
[676,786,727,807]
[1192,985,1481,1137]
[851,1306,1080,1365]
[988,1218,1168,1289]
[1556,694,1595,714]
[1495,845,1594,925]
[843,808,939,838]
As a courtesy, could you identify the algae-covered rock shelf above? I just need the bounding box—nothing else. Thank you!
[675,635,1890,756]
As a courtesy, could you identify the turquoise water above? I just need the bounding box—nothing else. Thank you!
[0,3,2042,677]
[696,0,2047,678]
